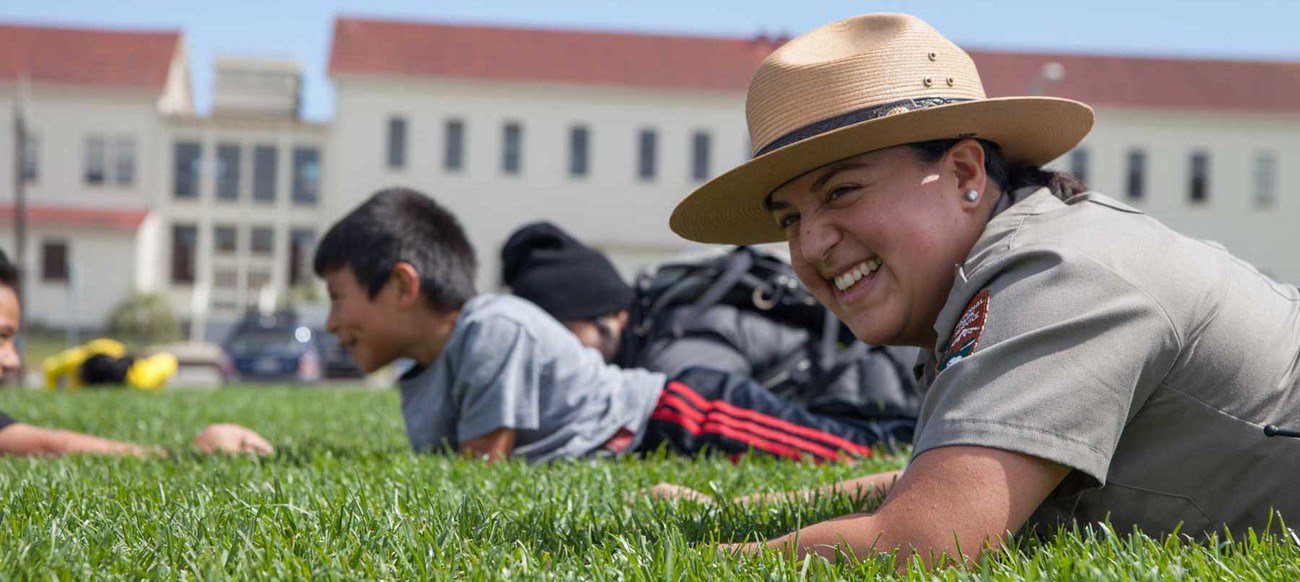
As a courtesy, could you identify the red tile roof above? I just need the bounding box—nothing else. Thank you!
[329,17,1300,114]
[329,18,775,92]
[973,50,1300,115]
[0,23,180,90]
[0,206,150,229]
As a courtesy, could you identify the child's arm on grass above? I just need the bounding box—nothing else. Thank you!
[731,445,1068,568]
[192,423,275,455]
[458,427,517,463]
[0,423,161,457]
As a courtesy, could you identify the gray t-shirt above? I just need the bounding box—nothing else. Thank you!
[913,187,1300,538]
[398,294,666,463]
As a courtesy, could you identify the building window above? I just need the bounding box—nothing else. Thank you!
[387,116,407,170]
[253,145,277,203]
[292,147,320,205]
[289,229,317,286]
[691,131,712,182]
[247,268,272,292]
[1070,148,1089,186]
[171,224,197,284]
[1125,149,1146,201]
[444,119,465,172]
[216,143,241,201]
[90,135,135,187]
[214,225,238,254]
[173,141,202,199]
[85,136,106,185]
[21,134,37,183]
[214,268,239,290]
[250,227,274,255]
[502,121,522,175]
[1255,152,1278,209]
[41,240,68,283]
[638,129,657,181]
[114,137,135,187]
[569,125,589,178]
[1189,151,1210,204]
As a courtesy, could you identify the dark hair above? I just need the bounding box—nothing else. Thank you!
[909,139,1086,200]
[0,248,17,291]
[313,187,477,311]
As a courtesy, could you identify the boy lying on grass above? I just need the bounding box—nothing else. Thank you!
[314,187,901,463]
[0,250,273,458]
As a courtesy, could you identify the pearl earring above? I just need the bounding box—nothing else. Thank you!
[964,189,980,202]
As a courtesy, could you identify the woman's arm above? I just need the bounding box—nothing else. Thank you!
[744,445,1068,567]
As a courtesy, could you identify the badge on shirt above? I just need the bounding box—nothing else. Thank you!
[939,289,989,373]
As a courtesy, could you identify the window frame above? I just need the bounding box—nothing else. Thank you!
[252,144,278,204]
[637,129,658,181]
[502,121,523,175]
[387,116,408,170]
[1125,148,1146,201]
[41,239,69,284]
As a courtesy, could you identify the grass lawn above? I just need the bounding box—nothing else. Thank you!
[1,386,1297,579]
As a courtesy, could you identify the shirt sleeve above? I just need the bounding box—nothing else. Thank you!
[450,317,543,444]
[915,247,1180,486]
[0,409,15,432]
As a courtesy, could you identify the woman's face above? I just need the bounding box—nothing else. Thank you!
[766,141,990,347]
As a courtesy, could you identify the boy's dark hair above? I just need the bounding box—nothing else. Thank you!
[0,248,17,291]
[313,187,477,311]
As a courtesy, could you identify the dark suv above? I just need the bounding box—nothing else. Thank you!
[222,310,362,381]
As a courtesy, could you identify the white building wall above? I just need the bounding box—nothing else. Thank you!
[0,84,162,209]
[0,83,164,328]
[9,225,139,329]
[157,41,195,116]
[327,76,750,289]
[331,76,1300,287]
[1062,107,1300,280]
[160,117,329,329]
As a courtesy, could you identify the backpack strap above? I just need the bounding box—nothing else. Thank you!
[670,249,755,338]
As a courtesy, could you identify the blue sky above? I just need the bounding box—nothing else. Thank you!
[3,0,1297,121]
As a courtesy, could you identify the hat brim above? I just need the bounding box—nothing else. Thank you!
[670,96,1094,245]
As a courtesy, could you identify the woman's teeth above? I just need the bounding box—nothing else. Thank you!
[834,258,882,291]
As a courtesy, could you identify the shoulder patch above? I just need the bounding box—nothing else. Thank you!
[939,289,989,373]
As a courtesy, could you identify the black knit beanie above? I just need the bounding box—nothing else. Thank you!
[500,222,634,321]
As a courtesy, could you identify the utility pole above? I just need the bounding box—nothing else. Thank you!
[11,79,29,386]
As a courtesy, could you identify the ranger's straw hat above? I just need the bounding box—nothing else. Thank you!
[670,13,1094,245]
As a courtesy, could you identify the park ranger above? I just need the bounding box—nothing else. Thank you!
[649,12,1300,566]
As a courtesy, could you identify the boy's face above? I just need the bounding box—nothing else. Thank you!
[324,264,459,372]
[0,285,21,373]
[323,266,410,373]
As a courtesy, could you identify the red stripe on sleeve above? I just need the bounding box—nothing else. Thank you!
[665,381,873,457]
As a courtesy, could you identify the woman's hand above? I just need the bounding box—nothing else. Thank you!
[192,423,274,455]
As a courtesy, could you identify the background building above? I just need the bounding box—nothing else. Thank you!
[326,18,1300,290]
[0,24,190,332]
[161,56,328,341]
[1,17,1297,340]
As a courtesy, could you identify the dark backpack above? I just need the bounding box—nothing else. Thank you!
[618,247,920,423]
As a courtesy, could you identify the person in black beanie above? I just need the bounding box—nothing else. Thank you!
[501,220,920,446]
[501,222,633,361]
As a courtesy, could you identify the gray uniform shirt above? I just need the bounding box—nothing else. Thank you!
[399,294,666,463]
[914,187,1300,538]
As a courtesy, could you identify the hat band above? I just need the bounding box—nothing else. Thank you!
[754,96,973,157]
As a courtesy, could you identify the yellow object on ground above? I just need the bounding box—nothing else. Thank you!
[42,338,127,390]
[125,353,179,391]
